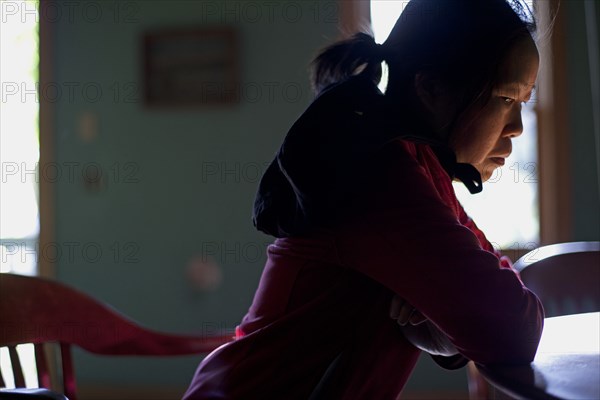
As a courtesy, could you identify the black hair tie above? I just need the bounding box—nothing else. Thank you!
[368,38,389,63]
[377,43,388,61]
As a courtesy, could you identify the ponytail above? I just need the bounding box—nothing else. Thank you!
[309,32,388,96]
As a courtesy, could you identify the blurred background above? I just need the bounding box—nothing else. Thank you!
[1,0,598,398]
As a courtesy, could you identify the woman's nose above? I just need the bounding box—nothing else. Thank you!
[504,107,524,138]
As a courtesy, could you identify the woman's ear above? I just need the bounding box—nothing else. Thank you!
[414,72,458,135]
[414,72,443,113]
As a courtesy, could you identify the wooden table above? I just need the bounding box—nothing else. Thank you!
[477,312,600,399]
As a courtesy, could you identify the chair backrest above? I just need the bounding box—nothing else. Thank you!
[513,241,600,317]
[0,273,233,400]
[466,241,600,400]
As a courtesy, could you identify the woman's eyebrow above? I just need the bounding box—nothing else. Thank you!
[497,81,536,89]
[523,82,536,91]
[525,84,536,99]
[496,82,536,98]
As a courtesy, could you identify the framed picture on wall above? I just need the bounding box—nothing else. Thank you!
[143,27,240,107]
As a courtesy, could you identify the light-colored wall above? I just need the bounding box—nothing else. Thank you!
[49,0,340,391]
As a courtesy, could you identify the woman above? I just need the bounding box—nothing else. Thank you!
[184,0,544,398]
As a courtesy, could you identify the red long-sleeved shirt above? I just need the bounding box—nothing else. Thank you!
[183,139,544,399]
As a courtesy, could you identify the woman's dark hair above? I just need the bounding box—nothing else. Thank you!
[309,0,536,123]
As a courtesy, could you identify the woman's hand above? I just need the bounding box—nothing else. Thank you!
[389,295,428,326]
[389,295,459,357]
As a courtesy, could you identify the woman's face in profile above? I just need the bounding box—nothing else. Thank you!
[450,36,540,182]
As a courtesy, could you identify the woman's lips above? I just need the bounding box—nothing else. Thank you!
[490,157,505,166]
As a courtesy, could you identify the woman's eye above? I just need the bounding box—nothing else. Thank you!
[501,96,515,105]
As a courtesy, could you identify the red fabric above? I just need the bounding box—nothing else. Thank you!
[183,139,543,399]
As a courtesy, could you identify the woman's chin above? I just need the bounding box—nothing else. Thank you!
[477,163,498,183]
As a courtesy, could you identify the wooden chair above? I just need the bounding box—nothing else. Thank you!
[467,241,600,399]
[0,273,234,400]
